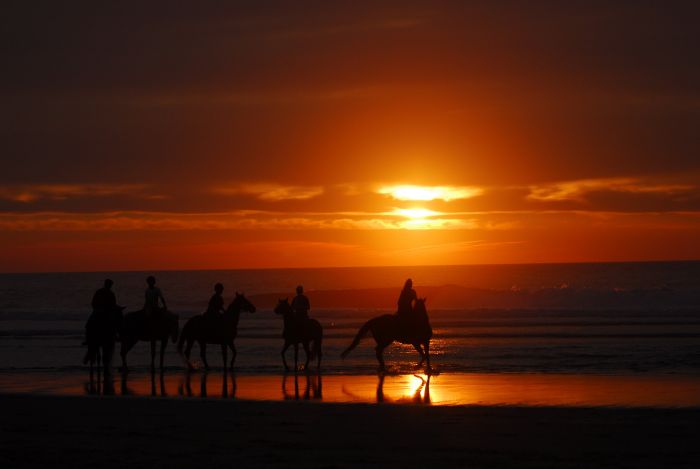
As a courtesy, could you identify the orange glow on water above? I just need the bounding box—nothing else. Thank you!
[3,372,700,407]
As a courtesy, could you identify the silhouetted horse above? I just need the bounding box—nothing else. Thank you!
[83,306,124,375]
[274,298,323,371]
[119,309,179,371]
[341,298,433,370]
[177,292,256,370]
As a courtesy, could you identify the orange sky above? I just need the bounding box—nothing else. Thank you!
[1,2,700,272]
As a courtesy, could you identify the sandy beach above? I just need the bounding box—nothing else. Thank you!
[1,393,699,469]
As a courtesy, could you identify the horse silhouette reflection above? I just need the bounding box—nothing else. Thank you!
[376,374,431,404]
[282,372,323,400]
[85,367,116,396]
[178,370,236,398]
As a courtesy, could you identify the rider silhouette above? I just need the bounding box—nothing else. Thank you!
[291,285,310,322]
[205,283,225,318]
[92,278,119,315]
[397,278,417,337]
[144,276,167,317]
[83,278,122,364]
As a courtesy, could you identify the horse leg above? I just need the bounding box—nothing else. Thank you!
[317,337,323,370]
[100,346,111,376]
[119,339,132,372]
[375,343,387,370]
[160,340,166,370]
[413,343,425,368]
[228,342,237,370]
[150,340,156,371]
[199,342,209,370]
[294,343,299,372]
[303,341,311,371]
[424,341,431,372]
[184,339,194,361]
[221,344,227,370]
[281,342,291,371]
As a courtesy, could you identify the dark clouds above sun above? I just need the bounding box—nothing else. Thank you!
[1,1,700,271]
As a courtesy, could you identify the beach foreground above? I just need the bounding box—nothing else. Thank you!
[2,394,698,469]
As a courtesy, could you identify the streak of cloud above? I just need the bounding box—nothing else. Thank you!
[212,184,324,201]
[527,178,697,202]
[0,184,156,203]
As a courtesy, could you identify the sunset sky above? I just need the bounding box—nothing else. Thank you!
[2,1,699,272]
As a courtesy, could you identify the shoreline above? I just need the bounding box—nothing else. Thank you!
[2,369,700,408]
[2,393,699,468]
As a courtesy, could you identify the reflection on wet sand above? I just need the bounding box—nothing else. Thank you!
[176,370,237,399]
[85,368,115,396]
[4,371,698,407]
[377,374,430,404]
[282,372,323,401]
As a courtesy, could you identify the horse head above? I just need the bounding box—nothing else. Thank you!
[274,298,292,317]
[228,292,257,315]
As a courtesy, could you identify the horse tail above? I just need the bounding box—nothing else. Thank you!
[340,319,374,359]
[177,318,190,357]
[171,313,180,343]
[308,322,323,362]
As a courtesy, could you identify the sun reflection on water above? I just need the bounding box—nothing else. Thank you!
[3,371,700,407]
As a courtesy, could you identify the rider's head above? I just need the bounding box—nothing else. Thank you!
[104,278,114,289]
[296,285,304,295]
[404,278,413,290]
[147,275,156,287]
[214,283,224,294]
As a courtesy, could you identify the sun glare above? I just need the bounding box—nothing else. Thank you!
[390,208,459,229]
[393,208,439,219]
[378,185,483,201]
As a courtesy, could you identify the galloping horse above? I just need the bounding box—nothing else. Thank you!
[84,306,124,375]
[341,298,433,370]
[274,298,323,371]
[177,292,256,370]
[119,309,179,371]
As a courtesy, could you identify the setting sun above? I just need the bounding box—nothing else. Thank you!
[378,185,483,202]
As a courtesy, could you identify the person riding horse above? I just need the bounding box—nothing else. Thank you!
[83,278,124,367]
[291,285,311,333]
[397,278,418,340]
[205,283,225,320]
[144,275,167,318]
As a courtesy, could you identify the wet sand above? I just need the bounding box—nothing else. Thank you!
[1,393,699,468]
[3,370,700,407]
[3,371,700,467]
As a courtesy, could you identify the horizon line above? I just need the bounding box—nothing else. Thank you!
[2,258,699,276]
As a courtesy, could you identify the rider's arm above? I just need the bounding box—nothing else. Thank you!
[159,291,168,310]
